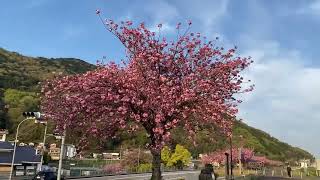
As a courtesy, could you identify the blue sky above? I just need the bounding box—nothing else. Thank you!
[1,0,320,157]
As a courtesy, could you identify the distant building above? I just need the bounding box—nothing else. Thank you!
[92,153,102,159]
[299,159,311,168]
[102,152,120,160]
[316,159,320,175]
[49,143,76,160]
[48,144,60,160]
[0,130,8,142]
[63,144,76,159]
[0,142,40,176]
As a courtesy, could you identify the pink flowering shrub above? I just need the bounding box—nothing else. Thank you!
[201,148,254,165]
[103,163,124,174]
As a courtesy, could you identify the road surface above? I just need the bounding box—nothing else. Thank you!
[70,173,320,180]
[70,171,200,180]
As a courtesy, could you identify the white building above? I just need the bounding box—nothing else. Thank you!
[0,130,8,142]
[316,159,320,171]
[299,159,311,168]
[102,152,120,160]
[63,144,76,159]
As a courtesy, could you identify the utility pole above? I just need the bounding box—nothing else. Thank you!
[239,135,243,176]
[239,147,242,175]
[230,136,233,180]
[57,129,66,180]
[225,153,229,180]
[39,122,48,171]
[138,145,141,167]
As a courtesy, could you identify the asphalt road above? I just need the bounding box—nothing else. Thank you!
[71,171,200,180]
[70,173,320,180]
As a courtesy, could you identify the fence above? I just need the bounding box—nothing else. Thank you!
[209,166,320,179]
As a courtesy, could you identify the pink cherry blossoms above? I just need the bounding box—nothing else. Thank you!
[41,12,253,154]
[201,148,283,166]
[201,148,254,164]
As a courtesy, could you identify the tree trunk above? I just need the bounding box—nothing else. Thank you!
[151,150,162,180]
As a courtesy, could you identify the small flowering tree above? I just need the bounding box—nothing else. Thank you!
[201,148,254,165]
[250,156,283,166]
[202,149,283,169]
[41,10,253,180]
[103,163,123,174]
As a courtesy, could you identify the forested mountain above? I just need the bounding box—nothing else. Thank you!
[0,47,313,161]
[0,48,95,141]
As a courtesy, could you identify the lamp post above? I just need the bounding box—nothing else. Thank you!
[9,112,44,180]
[9,118,33,180]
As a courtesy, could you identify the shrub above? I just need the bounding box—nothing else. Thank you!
[137,163,152,172]
[103,163,123,174]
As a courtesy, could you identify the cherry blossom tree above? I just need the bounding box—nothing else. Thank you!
[250,156,283,166]
[202,149,283,168]
[201,148,254,165]
[41,10,253,180]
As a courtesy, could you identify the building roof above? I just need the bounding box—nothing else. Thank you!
[0,142,14,150]
[0,142,41,165]
[0,129,8,134]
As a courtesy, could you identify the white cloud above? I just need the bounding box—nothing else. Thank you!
[136,0,320,157]
[175,0,228,25]
[238,40,320,157]
[131,0,230,38]
[174,0,229,39]
[149,23,174,34]
[297,0,320,16]
[144,1,179,22]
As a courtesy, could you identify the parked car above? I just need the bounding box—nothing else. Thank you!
[32,171,65,180]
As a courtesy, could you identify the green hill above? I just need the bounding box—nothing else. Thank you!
[232,121,314,162]
[0,48,95,141]
[168,121,314,162]
[0,47,314,162]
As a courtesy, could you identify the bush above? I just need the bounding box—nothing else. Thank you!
[137,163,152,172]
[121,149,152,169]
[103,163,123,174]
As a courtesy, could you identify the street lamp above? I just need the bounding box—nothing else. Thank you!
[9,112,45,180]
[9,118,32,180]
[9,112,44,180]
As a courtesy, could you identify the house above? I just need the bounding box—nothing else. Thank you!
[49,143,77,160]
[63,144,77,159]
[0,130,8,142]
[0,142,41,176]
[48,143,60,160]
[102,152,120,160]
[316,159,320,176]
[92,153,102,159]
[299,159,311,168]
